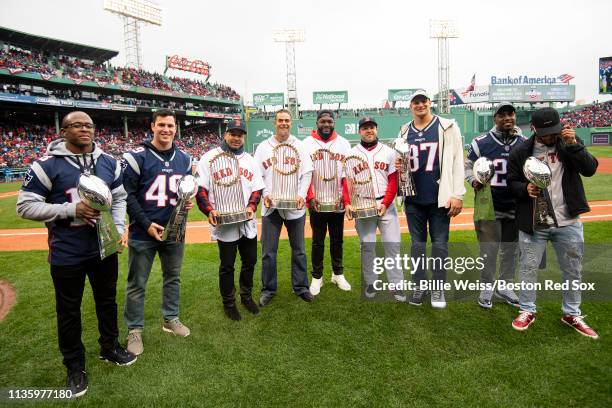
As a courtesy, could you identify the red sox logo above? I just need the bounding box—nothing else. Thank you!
[311,151,346,162]
[214,167,254,181]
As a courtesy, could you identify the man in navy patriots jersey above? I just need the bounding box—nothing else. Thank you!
[122,109,193,356]
[465,102,526,309]
[17,111,136,398]
[397,90,466,309]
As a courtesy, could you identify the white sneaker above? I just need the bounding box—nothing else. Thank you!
[331,274,351,291]
[309,277,323,296]
[431,290,447,309]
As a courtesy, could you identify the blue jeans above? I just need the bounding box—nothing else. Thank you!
[261,211,309,296]
[405,202,450,284]
[518,222,584,316]
[124,239,185,329]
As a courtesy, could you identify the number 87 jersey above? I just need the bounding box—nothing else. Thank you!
[122,144,192,241]
[467,131,526,212]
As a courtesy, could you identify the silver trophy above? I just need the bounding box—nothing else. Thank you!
[392,137,416,197]
[77,174,122,260]
[523,156,557,230]
[343,155,378,219]
[162,175,198,242]
[271,143,301,210]
[473,157,495,185]
[311,148,343,212]
[209,151,249,225]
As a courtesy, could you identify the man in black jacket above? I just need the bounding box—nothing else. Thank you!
[507,107,599,339]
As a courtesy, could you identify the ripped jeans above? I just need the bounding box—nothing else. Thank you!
[518,222,584,316]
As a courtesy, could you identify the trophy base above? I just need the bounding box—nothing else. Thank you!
[354,207,378,219]
[97,212,122,260]
[318,202,342,212]
[272,199,298,210]
[216,211,249,226]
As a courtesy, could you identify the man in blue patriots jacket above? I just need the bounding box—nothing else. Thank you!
[465,102,526,309]
[17,111,136,398]
[122,109,193,356]
[397,90,465,309]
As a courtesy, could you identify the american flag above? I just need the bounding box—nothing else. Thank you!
[461,74,476,96]
[558,74,574,83]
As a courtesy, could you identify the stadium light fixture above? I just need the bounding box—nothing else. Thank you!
[273,29,305,119]
[104,0,162,69]
[429,20,458,114]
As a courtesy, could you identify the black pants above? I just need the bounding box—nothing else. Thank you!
[50,254,119,371]
[217,236,257,306]
[309,210,344,279]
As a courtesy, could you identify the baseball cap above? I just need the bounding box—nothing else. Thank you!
[493,102,515,116]
[409,90,430,103]
[316,109,335,120]
[531,107,562,136]
[358,116,378,128]
[226,119,246,134]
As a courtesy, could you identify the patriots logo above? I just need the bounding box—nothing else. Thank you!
[23,169,33,186]
[120,159,129,171]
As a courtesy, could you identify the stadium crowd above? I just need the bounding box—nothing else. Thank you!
[0,121,221,170]
[0,47,240,100]
[560,101,612,128]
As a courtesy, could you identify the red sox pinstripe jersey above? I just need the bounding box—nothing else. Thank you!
[197,147,265,242]
[350,143,397,201]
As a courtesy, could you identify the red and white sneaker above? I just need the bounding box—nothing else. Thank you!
[512,311,536,331]
[561,315,599,339]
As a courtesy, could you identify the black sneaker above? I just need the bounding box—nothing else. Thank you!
[409,289,428,306]
[241,297,260,315]
[66,369,88,398]
[99,346,137,366]
[298,291,314,302]
[224,305,242,321]
[364,284,377,299]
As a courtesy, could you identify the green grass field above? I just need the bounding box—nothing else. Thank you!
[588,146,612,158]
[1,172,612,229]
[1,224,611,407]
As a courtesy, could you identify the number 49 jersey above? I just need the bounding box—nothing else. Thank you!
[122,144,192,241]
[467,131,526,211]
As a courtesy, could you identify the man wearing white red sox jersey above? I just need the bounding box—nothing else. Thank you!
[344,116,405,302]
[303,110,352,296]
[254,109,314,307]
[196,119,264,321]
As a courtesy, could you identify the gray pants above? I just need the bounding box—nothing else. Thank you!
[474,218,518,284]
[261,211,309,296]
[124,239,185,329]
[355,205,403,286]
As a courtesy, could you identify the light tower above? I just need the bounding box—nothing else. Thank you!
[429,20,458,114]
[273,29,305,119]
[104,0,162,69]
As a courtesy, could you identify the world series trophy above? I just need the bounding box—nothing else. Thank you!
[271,143,301,210]
[523,156,557,230]
[391,137,416,197]
[311,148,343,212]
[162,175,198,242]
[77,174,122,260]
[343,155,378,219]
[208,151,249,225]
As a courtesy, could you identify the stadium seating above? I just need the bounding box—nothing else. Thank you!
[0,47,240,101]
[0,121,221,172]
[560,101,612,128]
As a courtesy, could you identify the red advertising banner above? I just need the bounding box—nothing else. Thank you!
[166,55,210,76]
